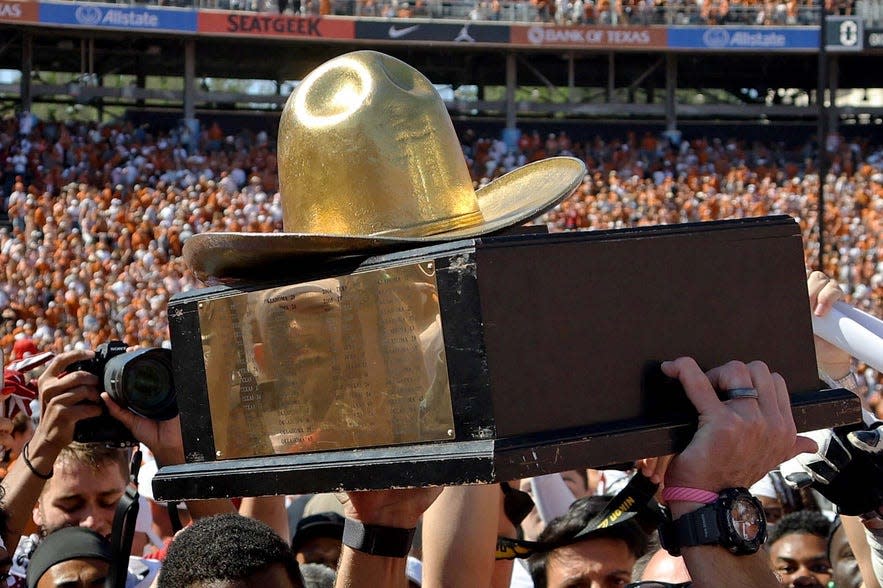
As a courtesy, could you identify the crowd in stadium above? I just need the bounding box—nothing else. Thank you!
[0,97,881,586]
[50,0,849,25]
[1,115,881,363]
[287,0,827,26]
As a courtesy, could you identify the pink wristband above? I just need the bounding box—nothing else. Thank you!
[662,486,719,504]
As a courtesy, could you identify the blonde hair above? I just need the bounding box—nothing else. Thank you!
[55,442,129,482]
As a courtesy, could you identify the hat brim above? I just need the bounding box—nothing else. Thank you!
[184,156,586,281]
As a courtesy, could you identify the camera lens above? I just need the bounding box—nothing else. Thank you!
[104,349,177,420]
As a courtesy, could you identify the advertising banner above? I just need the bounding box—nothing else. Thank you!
[39,1,197,32]
[826,15,863,51]
[355,21,509,43]
[866,28,883,48]
[0,1,39,24]
[667,26,819,50]
[510,25,666,49]
[199,10,354,40]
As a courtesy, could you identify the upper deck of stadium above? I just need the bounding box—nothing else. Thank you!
[2,0,883,129]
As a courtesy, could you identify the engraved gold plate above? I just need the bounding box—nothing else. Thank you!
[197,261,455,459]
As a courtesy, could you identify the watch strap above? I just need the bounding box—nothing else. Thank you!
[659,487,765,557]
[820,369,858,394]
[342,518,416,558]
[660,504,722,556]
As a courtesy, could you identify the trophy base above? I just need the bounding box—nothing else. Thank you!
[155,216,863,501]
[153,387,857,499]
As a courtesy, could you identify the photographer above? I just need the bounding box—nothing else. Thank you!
[0,349,160,586]
[0,348,266,586]
[2,349,103,553]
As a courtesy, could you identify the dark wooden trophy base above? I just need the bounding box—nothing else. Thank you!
[153,216,859,501]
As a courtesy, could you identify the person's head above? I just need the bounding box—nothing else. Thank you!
[639,548,691,584]
[251,281,344,444]
[12,338,38,361]
[291,512,344,570]
[561,469,591,498]
[529,496,649,588]
[298,563,336,588]
[828,517,862,588]
[768,511,832,588]
[157,513,304,588]
[254,280,343,388]
[26,526,112,588]
[32,442,129,538]
[749,472,815,528]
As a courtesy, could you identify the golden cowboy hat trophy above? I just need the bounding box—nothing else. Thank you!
[156,52,861,503]
[184,50,586,281]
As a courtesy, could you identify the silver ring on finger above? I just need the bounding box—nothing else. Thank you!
[725,387,759,400]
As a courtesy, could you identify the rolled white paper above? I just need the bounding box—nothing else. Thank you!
[812,301,883,373]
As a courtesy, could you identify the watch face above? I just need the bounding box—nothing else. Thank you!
[730,497,763,541]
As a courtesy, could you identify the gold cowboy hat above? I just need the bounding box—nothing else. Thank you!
[184,50,586,281]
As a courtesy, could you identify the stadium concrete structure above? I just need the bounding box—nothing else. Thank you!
[1,0,883,136]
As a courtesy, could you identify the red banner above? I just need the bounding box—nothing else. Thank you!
[198,10,354,40]
[510,25,666,49]
[0,1,39,23]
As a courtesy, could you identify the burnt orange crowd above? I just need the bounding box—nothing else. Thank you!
[1,117,880,395]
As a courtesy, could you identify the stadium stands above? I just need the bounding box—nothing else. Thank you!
[1,118,880,372]
[18,0,832,25]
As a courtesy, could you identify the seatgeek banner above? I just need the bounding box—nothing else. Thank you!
[199,10,355,39]
[667,26,819,50]
[39,1,197,32]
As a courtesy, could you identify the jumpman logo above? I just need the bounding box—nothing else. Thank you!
[454,23,476,42]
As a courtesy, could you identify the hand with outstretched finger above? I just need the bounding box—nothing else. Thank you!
[661,357,817,493]
[807,271,851,379]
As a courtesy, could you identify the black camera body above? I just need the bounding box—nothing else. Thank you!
[71,341,177,447]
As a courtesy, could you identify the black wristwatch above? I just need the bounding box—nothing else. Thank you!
[659,487,767,556]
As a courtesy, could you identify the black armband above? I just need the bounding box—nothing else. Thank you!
[342,517,416,558]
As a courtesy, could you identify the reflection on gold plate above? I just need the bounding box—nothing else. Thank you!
[197,262,455,459]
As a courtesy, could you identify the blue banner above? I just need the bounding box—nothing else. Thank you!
[667,26,819,50]
[39,2,197,32]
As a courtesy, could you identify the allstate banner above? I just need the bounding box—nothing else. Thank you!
[667,26,819,50]
[39,2,197,32]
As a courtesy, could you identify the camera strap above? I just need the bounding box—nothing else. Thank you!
[167,502,184,534]
[107,448,142,588]
[495,471,662,560]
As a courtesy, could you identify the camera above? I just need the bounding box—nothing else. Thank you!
[70,341,178,446]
